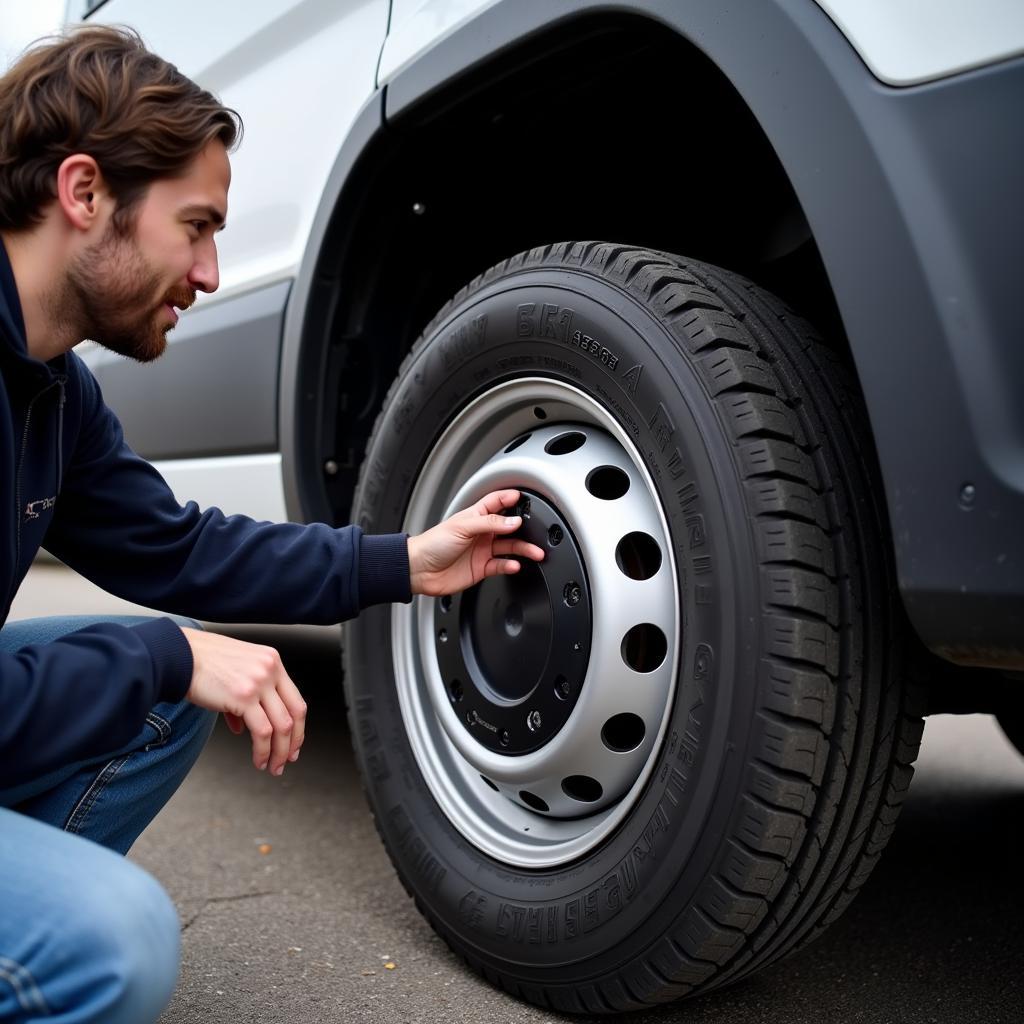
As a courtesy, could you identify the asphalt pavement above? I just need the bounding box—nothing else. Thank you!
[10,564,1024,1023]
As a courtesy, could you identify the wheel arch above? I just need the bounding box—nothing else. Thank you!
[279,2,841,528]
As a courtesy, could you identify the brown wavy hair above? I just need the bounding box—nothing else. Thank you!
[0,25,241,233]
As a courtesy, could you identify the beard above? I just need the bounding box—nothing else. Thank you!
[61,222,195,364]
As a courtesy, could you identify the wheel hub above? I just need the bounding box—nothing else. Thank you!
[434,492,592,755]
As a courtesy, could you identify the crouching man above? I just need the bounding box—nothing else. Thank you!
[0,27,543,1023]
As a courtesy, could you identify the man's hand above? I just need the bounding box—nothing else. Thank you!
[180,628,307,776]
[407,489,546,597]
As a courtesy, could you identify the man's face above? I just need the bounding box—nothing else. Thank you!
[67,140,230,363]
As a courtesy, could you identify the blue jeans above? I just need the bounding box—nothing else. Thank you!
[0,616,215,1024]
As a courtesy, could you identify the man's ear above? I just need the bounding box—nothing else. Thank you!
[55,154,108,231]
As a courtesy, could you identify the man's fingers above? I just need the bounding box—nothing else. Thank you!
[474,489,521,515]
[226,672,303,773]
[261,688,295,776]
[459,511,524,537]
[242,704,274,771]
[493,539,546,561]
[484,557,525,577]
[183,630,306,775]
[276,673,307,762]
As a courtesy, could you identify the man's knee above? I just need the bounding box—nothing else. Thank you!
[1,816,181,1024]
[70,860,181,1023]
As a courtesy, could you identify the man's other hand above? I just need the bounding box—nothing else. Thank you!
[180,628,306,776]
[407,488,546,597]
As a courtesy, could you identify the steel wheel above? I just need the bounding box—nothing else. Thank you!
[394,378,679,867]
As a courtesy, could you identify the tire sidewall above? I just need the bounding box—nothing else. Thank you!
[346,266,760,976]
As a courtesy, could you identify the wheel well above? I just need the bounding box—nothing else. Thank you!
[299,12,848,525]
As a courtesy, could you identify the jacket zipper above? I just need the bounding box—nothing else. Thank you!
[55,374,66,493]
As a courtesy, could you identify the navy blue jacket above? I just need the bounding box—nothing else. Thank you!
[1,240,410,788]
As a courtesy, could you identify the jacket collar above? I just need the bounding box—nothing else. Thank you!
[0,237,66,381]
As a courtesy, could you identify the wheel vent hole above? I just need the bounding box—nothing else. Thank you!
[586,466,630,500]
[615,532,662,580]
[561,775,603,803]
[519,790,549,813]
[504,433,531,453]
[480,775,499,791]
[533,407,548,420]
[621,624,667,673]
[544,431,586,456]
[439,594,452,613]
[601,713,646,752]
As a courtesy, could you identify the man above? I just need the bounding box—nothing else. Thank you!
[0,26,543,1023]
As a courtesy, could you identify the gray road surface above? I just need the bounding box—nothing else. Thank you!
[10,565,1024,1023]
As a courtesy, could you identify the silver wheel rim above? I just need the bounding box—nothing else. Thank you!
[393,378,679,868]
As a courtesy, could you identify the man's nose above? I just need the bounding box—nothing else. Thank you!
[188,246,220,293]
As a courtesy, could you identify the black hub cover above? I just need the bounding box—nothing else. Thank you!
[433,491,592,755]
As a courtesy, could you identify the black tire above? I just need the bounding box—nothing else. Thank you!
[343,242,924,1012]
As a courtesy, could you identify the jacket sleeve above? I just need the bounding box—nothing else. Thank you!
[0,617,193,788]
[43,357,411,623]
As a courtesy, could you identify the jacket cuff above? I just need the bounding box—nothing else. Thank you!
[358,532,412,608]
[134,617,194,703]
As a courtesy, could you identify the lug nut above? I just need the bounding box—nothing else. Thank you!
[527,710,542,731]
[555,676,571,700]
[548,524,564,546]
[450,680,463,702]
[499,729,510,747]
[563,581,582,607]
